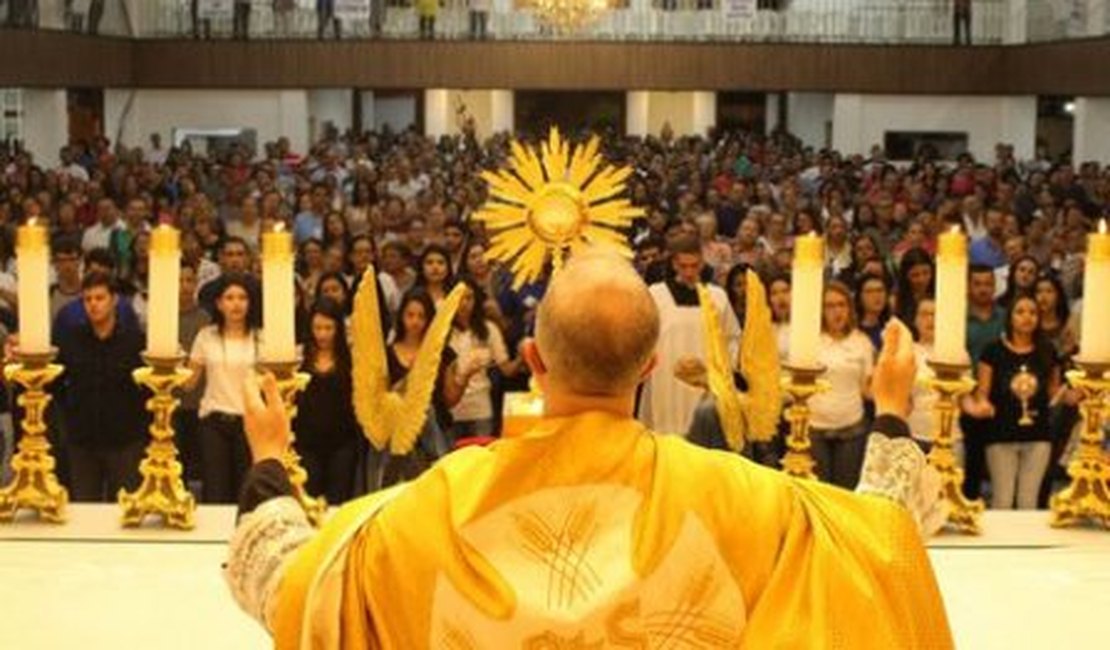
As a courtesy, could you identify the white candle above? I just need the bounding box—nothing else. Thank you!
[147,225,181,359]
[260,226,296,363]
[1080,220,1110,363]
[788,233,823,368]
[934,227,969,365]
[16,221,50,355]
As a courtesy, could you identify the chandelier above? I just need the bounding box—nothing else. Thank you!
[530,0,611,34]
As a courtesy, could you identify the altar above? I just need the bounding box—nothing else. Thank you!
[0,507,1107,649]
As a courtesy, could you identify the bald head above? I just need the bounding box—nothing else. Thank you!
[535,252,659,396]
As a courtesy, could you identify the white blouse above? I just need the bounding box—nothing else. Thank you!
[809,330,874,431]
[190,325,258,418]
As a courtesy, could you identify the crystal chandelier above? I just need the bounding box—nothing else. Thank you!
[530,0,611,34]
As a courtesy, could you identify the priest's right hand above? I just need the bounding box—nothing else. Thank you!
[871,319,916,419]
[243,372,291,464]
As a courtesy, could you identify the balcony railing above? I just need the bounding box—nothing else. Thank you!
[6,0,1109,45]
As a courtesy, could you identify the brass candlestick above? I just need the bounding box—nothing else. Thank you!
[117,353,195,530]
[780,364,828,480]
[0,349,66,523]
[926,360,985,535]
[1050,359,1110,529]
[258,360,326,527]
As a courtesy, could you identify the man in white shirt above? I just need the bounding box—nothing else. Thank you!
[56,146,90,183]
[638,236,740,435]
[144,133,168,166]
[81,198,123,253]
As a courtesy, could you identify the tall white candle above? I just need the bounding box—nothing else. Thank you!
[788,233,824,368]
[261,226,296,363]
[16,221,50,355]
[1080,220,1110,363]
[934,227,969,365]
[147,225,181,359]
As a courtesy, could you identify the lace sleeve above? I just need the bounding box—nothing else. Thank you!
[224,496,315,633]
[855,433,947,536]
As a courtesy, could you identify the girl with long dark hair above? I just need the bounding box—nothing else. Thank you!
[415,244,455,305]
[293,300,360,503]
[965,294,1061,509]
[893,247,935,329]
[186,274,260,503]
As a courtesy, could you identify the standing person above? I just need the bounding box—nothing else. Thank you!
[191,0,212,38]
[809,281,875,489]
[767,273,792,363]
[233,0,252,40]
[447,277,521,442]
[961,264,1005,499]
[893,248,935,330]
[953,0,971,46]
[198,237,257,316]
[176,262,211,492]
[49,238,83,320]
[293,300,360,503]
[316,0,340,39]
[416,0,437,39]
[186,275,260,503]
[1034,272,1078,506]
[273,0,296,37]
[638,236,740,436]
[965,295,1060,509]
[906,298,952,454]
[56,273,147,502]
[226,253,953,648]
[856,273,892,352]
[468,0,489,39]
[374,289,466,489]
[414,244,455,306]
[87,0,104,34]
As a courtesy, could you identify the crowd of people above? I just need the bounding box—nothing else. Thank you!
[0,121,1105,510]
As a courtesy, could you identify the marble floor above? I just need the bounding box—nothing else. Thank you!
[1,506,1108,649]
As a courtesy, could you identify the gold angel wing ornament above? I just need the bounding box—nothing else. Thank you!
[473,127,643,288]
[351,266,470,455]
[696,271,783,451]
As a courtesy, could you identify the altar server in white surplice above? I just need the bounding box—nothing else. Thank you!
[639,236,740,435]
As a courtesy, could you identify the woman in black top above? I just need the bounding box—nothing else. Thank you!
[369,289,467,490]
[965,294,1061,510]
[293,300,360,504]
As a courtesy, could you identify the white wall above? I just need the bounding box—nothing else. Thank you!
[1073,98,1110,164]
[308,89,353,142]
[104,89,310,157]
[22,89,68,168]
[692,91,717,137]
[372,96,418,133]
[786,92,834,150]
[832,94,1037,161]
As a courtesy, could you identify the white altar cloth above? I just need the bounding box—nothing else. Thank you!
[1,507,1107,649]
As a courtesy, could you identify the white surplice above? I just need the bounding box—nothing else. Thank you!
[638,282,741,436]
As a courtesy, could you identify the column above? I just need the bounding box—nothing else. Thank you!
[691,91,717,137]
[787,92,834,150]
[626,91,650,138]
[765,93,781,135]
[21,90,68,169]
[1073,98,1110,164]
[424,89,450,139]
[831,93,866,156]
[360,91,377,131]
[490,90,515,135]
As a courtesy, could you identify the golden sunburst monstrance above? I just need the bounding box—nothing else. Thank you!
[474,128,643,288]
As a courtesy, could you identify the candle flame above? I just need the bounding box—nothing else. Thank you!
[1100,219,1107,235]
[273,222,286,234]
[950,224,960,235]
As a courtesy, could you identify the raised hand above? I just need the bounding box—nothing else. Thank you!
[871,318,917,419]
[243,372,291,464]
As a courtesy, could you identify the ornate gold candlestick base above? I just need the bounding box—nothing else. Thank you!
[117,354,196,530]
[925,360,985,535]
[0,349,66,523]
[259,360,327,527]
[1050,360,1110,529]
[780,364,828,480]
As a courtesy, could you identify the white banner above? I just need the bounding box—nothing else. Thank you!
[336,0,372,21]
[723,0,756,20]
[199,0,234,20]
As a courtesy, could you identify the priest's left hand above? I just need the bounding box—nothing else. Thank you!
[244,372,291,464]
